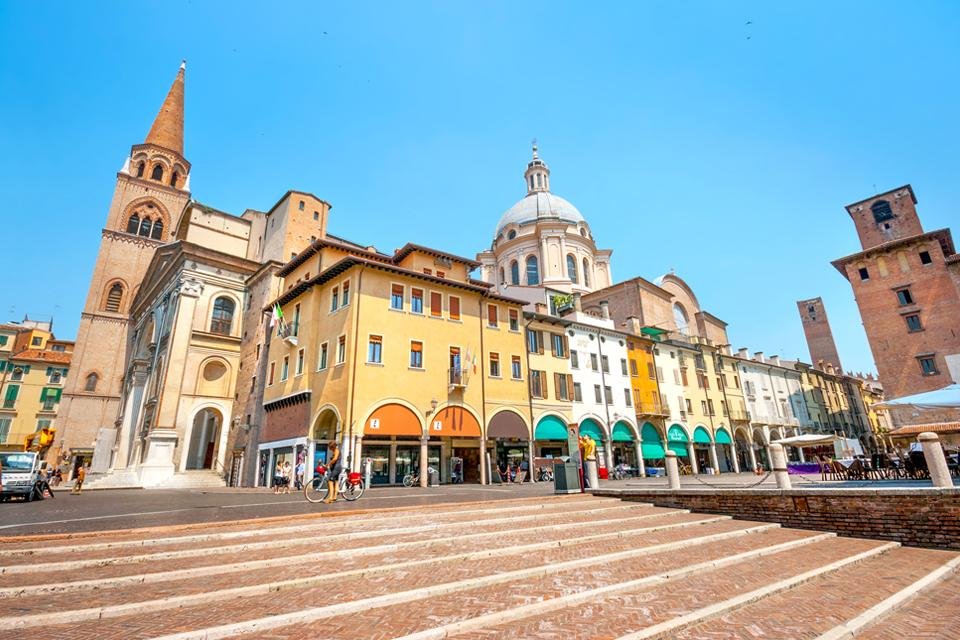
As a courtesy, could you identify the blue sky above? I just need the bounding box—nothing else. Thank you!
[1,2,958,375]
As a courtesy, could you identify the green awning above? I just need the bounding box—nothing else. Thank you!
[640,327,668,336]
[535,415,568,441]
[612,422,634,442]
[667,425,689,443]
[642,441,665,458]
[580,419,604,442]
[715,428,732,444]
[693,426,712,444]
[668,441,690,457]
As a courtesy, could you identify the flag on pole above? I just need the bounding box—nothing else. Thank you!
[270,303,284,328]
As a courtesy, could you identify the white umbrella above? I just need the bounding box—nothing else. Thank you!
[875,384,960,409]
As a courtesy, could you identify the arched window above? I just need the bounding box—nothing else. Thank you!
[151,164,164,181]
[104,283,124,313]
[510,260,520,285]
[673,302,690,335]
[170,171,179,187]
[582,257,590,287]
[136,161,145,178]
[126,214,141,234]
[566,254,578,283]
[526,256,540,285]
[151,219,164,240]
[871,200,894,223]
[139,217,152,238]
[84,373,99,392]
[210,297,236,335]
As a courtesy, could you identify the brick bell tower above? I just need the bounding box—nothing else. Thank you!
[56,63,192,471]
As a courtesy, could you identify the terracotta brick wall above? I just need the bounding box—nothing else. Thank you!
[262,399,310,443]
[596,489,960,550]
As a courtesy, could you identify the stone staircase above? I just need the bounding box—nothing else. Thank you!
[0,495,957,639]
[153,469,226,489]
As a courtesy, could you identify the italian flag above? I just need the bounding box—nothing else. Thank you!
[270,303,284,328]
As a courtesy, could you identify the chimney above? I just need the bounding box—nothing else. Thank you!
[535,303,549,314]
[626,316,642,334]
[737,348,749,359]
[573,292,583,312]
[826,363,835,375]
[754,351,765,363]
[769,355,781,367]
[599,300,610,320]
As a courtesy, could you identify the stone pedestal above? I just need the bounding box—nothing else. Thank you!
[665,450,681,489]
[90,427,117,474]
[584,458,599,489]
[138,428,178,487]
[770,443,792,489]
[920,432,955,488]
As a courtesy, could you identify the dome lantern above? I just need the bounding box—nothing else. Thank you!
[524,139,550,194]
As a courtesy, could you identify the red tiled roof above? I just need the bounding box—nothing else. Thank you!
[10,349,72,365]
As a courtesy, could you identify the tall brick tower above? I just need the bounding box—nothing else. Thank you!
[832,185,960,402]
[56,63,192,471]
[796,297,843,373]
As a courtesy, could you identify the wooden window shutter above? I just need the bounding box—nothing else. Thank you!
[562,334,569,355]
[554,373,561,399]
[566,374,574,399]
[538,331,544,354]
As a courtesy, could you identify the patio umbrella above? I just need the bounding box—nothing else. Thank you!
[875,384,960,409]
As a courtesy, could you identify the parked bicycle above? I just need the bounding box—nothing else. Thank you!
[402,466,435,487]
[304,465,365,503]
[537,466,554,482]
[611,463,630,481]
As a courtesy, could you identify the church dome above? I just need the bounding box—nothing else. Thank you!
[496,191,585,235]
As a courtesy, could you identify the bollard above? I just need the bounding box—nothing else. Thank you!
[363,457,372,489]
[665,450,681,490]
[919,432,955,488]
[584,459,600,490]
[769,443,792,489]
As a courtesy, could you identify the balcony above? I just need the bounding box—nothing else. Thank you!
[448,367,468,388]
[727,408,751,421]
[636,401,669,416]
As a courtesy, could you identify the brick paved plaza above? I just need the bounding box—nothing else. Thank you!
[1,493,959,639]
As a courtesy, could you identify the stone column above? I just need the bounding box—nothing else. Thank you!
[920,432,955,488]
[605,436,615,472]
[687,441,699,474]
[798,447,806,463]
[665,450,681,489]
[709,443,719,475]
[479,438,487,485]
[731,445,741,473]
[419,437,429,488]
[528,439,537,483]
[770,443,791,489]
[747,443,758,472]
[634,440,645,477]
[352,436,363,474]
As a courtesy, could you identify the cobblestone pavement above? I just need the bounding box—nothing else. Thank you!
[0,494,957,640]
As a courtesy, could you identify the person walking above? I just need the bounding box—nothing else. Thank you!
[282,461,293,494]
[323,442,341,504]
[71,465,86,495]
[273,460,284,494]
[295,458,305,490]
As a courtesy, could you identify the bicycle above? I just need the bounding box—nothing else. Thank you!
[402,470,420,487]
[304,466,365,503]
[611,464,630,481]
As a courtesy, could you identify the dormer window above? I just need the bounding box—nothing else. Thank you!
[871,200,894,223]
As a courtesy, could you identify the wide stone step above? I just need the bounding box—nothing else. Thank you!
[1,518,788,638]
[853,563,960,639]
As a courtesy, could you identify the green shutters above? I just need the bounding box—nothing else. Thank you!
[3,385,19,408]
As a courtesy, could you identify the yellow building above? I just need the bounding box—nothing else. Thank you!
[0,320,73,458]
[261,240,528,486]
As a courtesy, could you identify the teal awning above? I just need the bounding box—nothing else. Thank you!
[535,415,568,440]
[640,327,668,336]
[667,424,689,443]
[641,423,665,459]
[693,426,712,444]
[642,441,665,458]
[715,428,732,444]
[580,419,604,442]
[668,441,689,457]
[612,422,634,442]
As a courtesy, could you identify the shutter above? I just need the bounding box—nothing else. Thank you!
[554,373,561,399]
[562,334,569,356]
[537,331,544,355]
[46,367,53,375]
[40,388,48,401]
[5,385,19,402]
[566,374,574,399]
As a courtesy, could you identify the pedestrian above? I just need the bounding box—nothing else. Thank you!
[71,465,86,495]
[282,461,293,494]
[295,459,305,490]
[273,460,284,494]
[323,442,341,503]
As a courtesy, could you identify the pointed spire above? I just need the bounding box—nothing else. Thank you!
[145,61,185,156]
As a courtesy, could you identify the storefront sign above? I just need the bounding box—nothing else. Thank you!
[369,418,380,430]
